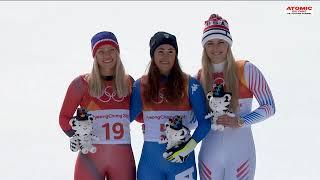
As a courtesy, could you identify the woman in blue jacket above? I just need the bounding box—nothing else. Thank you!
[130,31,211,180]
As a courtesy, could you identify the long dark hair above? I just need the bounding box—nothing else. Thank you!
[143,57,186,105]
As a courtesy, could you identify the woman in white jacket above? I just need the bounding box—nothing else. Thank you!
[197,14,276,180]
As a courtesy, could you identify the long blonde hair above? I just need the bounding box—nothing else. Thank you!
[87,53,129,98]
[200,46,239,112]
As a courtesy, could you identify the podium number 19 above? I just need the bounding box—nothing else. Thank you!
[102,122,124,140]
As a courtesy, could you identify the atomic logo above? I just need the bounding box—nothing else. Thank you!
[286,6,313,15]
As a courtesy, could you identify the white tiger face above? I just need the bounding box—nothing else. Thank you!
[70,115,94,136]
[165,124,187,140]
[207,92,231,112]
[165,122,190,149]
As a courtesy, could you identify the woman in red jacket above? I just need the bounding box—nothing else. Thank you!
[59,31,136,180]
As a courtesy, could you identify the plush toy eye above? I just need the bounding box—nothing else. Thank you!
[180,130,185,136]
[224,94,231,102]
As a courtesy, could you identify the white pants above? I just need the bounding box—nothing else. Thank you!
[198,127,256,180]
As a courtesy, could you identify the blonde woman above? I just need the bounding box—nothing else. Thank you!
[59,31,136,180]
[197,14,276,180]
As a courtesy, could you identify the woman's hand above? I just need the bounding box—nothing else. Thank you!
[216,114,243,128]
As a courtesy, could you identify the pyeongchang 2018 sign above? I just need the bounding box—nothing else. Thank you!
[286,6,313,15]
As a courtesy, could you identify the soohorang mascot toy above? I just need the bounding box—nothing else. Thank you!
[205,84,235,131]
[161,115,191,162]
[69,108,99,154]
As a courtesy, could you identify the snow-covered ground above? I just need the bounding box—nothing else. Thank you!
[1,1,319,179]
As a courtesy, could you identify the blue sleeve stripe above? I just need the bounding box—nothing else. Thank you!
[243,63,276,125]
[248,63,275,111]
[248,113,261,120]
[243,112,263,123]
[259,105,271,115]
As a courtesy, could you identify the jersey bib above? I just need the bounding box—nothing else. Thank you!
[143,110,194,142]
[89,109,131,144]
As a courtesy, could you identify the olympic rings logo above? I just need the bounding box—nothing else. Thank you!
[213,77,225,89]
[151,88,168,104]
[99,86,124,103]
[151,88,185,104]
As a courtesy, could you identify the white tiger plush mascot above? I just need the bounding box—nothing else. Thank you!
[205,84,235,131]
[162,116,191,160]
[69,108,99,154]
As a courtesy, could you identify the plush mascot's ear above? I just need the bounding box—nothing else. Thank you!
[207,91,213,100]
[69,118,77,127]
[223,93,232,102]
[88,115,94,122]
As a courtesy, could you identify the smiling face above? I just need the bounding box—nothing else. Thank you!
[95,44,118,75]
[204,39,229,64]
[153,44,176,76]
